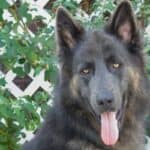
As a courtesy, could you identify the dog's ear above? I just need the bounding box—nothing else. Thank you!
[109,1,138,44]
[56,7,84,54]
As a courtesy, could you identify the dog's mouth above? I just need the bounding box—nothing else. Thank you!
[99,97,127,147]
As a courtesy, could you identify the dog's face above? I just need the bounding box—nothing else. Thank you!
[72,31,129,114]
[56,1,143,147]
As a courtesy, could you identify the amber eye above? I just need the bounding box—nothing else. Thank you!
[112,63,120,69]
[80,68,91,75]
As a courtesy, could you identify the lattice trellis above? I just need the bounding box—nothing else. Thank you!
[1,0,53,98]
[0,69,51,98]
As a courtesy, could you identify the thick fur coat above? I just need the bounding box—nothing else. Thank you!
[23,1,150,150]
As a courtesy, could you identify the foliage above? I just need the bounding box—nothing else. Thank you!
[0,0,149,149]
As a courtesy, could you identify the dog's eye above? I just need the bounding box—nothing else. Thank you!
[112,63,120,69]
[80,68,91,75]
[79,63,94,76]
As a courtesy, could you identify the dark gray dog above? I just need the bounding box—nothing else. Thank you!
[23,1,149,150]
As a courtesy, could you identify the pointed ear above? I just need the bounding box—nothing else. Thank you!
[56,7,84,53]
[109,1,138,44]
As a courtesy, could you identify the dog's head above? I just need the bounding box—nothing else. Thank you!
[55,1,147,147]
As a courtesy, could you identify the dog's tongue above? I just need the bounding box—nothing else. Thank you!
[101,112,119,146]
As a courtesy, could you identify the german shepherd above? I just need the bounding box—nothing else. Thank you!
[23,1,150,150]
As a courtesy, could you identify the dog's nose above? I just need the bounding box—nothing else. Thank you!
[97,98,113,106]
[96,92,115,110]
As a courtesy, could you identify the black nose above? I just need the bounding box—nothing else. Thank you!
[97,98,113,106]
[96,92,115,110]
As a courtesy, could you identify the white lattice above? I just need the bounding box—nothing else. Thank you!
[1,69,52,98]
[1,0,54,98]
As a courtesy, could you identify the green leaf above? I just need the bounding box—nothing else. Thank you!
[0,105,13,118]
[24,63,31,74]
[0,40,5,47]
[0,145,8,150]
[18,3,32,21]
[0,78,6,86]
[26,50,39,64]
[13,67,25,77]
[0,9,3,22]
[33,91,49,103]
[0,1,9,9]
[45,66,57,83]
[34,66,42,76]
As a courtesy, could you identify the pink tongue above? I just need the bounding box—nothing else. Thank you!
[101,112,119,146]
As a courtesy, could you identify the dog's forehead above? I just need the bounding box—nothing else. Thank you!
[74,30,127,61]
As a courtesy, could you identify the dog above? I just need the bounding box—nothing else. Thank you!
[23,1,150,150]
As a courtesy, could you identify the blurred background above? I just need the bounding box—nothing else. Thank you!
[0,0,149,149]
